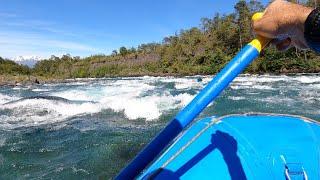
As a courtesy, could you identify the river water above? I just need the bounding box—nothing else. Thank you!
[0,75,320,179]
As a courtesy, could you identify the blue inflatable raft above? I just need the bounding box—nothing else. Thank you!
[139,114,320,179]
[116,13,320,179]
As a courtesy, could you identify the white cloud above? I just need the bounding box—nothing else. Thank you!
[0,31,104,59]
[0,17,120,40]
[0,15,121,58]
[47,40,100,51]
[0,19,77,37]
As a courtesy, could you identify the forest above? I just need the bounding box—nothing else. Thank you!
[1,0,320,83]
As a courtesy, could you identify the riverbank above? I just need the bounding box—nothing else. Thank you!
[2,72,320,86]
[0,75,59,86]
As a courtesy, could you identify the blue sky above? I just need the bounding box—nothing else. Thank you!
[0,0,268,59]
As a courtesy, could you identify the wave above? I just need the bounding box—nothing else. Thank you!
[0,93,19,104]
[50,83,194,120]
[234,75,288,83]
[99,92,193,120]
[0,93,194,130]
[230,85,274,90]
[31,88,50,92]
[0,97,100,130]
[0,79,195,129]
[4,96,73,105]
[2,74,320,130]
[292,76,320,84]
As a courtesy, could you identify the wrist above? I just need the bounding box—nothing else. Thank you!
[304,8,320,52]
[298,7,313,26]
[296,7,313,36]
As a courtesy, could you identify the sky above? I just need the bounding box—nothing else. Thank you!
[0,0,269,59]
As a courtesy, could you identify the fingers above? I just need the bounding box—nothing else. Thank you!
[253,15,280,39]
[252,0,284,38]
[252,0,310,51]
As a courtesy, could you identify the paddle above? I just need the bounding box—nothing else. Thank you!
[116,13,269,179]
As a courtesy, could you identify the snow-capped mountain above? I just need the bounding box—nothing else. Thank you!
[14,56,42,68]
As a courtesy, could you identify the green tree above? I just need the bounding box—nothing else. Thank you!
[119,47,128,56]
[112,50,118,56]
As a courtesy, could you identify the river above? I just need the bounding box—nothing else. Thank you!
[0,74,320,179]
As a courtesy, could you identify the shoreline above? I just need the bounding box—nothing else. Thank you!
[1,72,320,86]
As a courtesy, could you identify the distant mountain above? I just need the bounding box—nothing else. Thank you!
[14,56,42,68]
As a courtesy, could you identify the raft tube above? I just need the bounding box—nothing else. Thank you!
[139,114,320,179]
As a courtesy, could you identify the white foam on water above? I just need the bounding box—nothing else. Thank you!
[175,81,202,90]
[97,79,194,120]
[0,99,101,129]
[52,90,95,101]
[71,166,90,175]
[293,76,320,84]
[228,96,246,101]
[308,84,320,89]
[230,85,244,90]
[233,82,254,86]
[230,85,274,90]
[2,74,320,129]
[229,75,287,90]
[31,88,50,92]
[0,78,196,129]
[297,89,320,103]
[99,92,194,120]
[159,77,204,90]
[234,75,288,83]
[252,85,274,90]
[51,80,156,101]
[200,76,212,84]
[0,136,6,147]
[0,93,19,104]
[256,96,295,105]
[102,95,161,120]
[12,87,30,90]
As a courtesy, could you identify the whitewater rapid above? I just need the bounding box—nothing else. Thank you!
[1,75,320,130]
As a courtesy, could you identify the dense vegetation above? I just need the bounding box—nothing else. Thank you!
[2,0,320,82]
[0,57,30,75]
